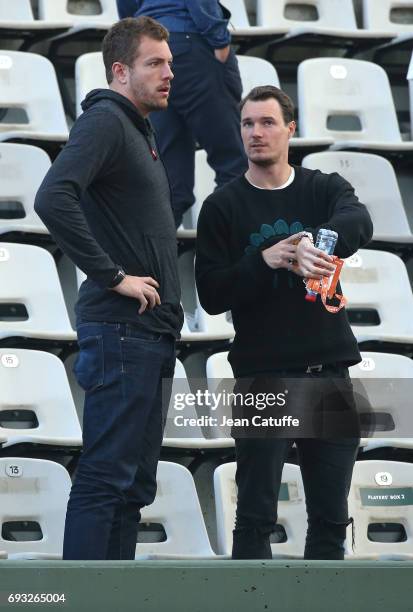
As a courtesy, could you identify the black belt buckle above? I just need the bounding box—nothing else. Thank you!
[306,364,323,374]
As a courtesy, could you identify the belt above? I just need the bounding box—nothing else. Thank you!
[258,364,342,376]
[305,364,323,374]
[282,364,336,375]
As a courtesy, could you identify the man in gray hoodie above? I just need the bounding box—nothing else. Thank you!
[35,16,182,560]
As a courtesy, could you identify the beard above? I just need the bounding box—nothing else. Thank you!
[248,154,277,167]
[131,80,169,113]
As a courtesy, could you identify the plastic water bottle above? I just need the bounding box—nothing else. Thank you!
[305,228,338,302]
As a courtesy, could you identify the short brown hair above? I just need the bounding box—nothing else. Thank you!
[240,85,295,125]
[102,16,169,84]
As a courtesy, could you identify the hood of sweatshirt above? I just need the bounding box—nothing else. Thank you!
[81,88,154,138]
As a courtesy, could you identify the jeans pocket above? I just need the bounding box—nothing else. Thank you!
[123,325,163,343]
[73,335,104,392]
[221,51,243,102]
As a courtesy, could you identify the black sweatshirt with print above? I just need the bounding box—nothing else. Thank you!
[195,167,373,376]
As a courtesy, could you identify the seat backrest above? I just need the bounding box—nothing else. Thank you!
[0,243,75,341]
[0,50,68,137]
[348,460,413,557]
[0,457,71,556]
[301,152,412,241]
[363,0,413,33]
[298,58,402,143]
[138,461,214,556]
[349,352,413,441]
[195,294,235,340]
[179,253,234,342]
[75,52,107,117]
[340,249,413,344]
[0,349,82,447]
[350,351,413,379]
[38,0,118,25]
[192,149,215,230]
[163,358,207,442]
[221,0,251,28]
[205,352,235,440]
[237,55,280,94]
[0,0,34,21]
[256,0,357,30]
[206,351,233,381]
[0,143,50,236]
[408,52,413,140]
[214,462,306,556]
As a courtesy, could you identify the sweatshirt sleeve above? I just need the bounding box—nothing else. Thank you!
[316,172,374,258]
[185,0,231,48]
[116,0,140,18]
[34,109,124,288]
[195,196,274,315]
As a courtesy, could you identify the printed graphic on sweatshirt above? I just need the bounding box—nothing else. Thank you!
[244,218,313,289]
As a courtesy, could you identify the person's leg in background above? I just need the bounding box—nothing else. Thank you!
[151,105,196,229]
[297,437,360,560]
[151,32,247,229]
[186,40,248,190]
[63,322,175,560]
[232,437,292,559]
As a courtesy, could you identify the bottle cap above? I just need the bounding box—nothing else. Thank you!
[305,293,317,302]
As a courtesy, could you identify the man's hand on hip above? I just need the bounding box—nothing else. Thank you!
[112,275,161,314]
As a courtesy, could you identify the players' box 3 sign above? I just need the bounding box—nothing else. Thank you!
[360,487,413,506]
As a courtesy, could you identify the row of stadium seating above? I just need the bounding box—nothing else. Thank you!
[0,457,411,560]
[2,137,413,244]
[0,239,412,353]
[1,347,413,454]
[3,0,413,41]
[2,50,413,158]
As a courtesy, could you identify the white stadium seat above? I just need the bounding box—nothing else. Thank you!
[0,349,82,450]
[302,151,413,245]
[298,58,413,158]
[0,243,76,345]
[350,352,413,452]
[0,50,68,149]
[136,462,216,558]
[0,458,71,559]
[348,460,413,559]
[0,143,51,239]
[340,249,413,346]
[38,0,118,27]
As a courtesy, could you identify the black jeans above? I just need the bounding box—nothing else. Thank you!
[232,366,360,560]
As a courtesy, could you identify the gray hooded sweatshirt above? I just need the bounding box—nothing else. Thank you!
[34,88,183,337]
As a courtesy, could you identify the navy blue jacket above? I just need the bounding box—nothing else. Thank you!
[116,0,231,48]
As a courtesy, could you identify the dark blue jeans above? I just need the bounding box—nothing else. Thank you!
[63,322,175,560]
[150,33,248,227]
[232,366,360,560]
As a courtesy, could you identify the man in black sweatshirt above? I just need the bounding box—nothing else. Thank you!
[35,17,183,560]
[196,86,373,560]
